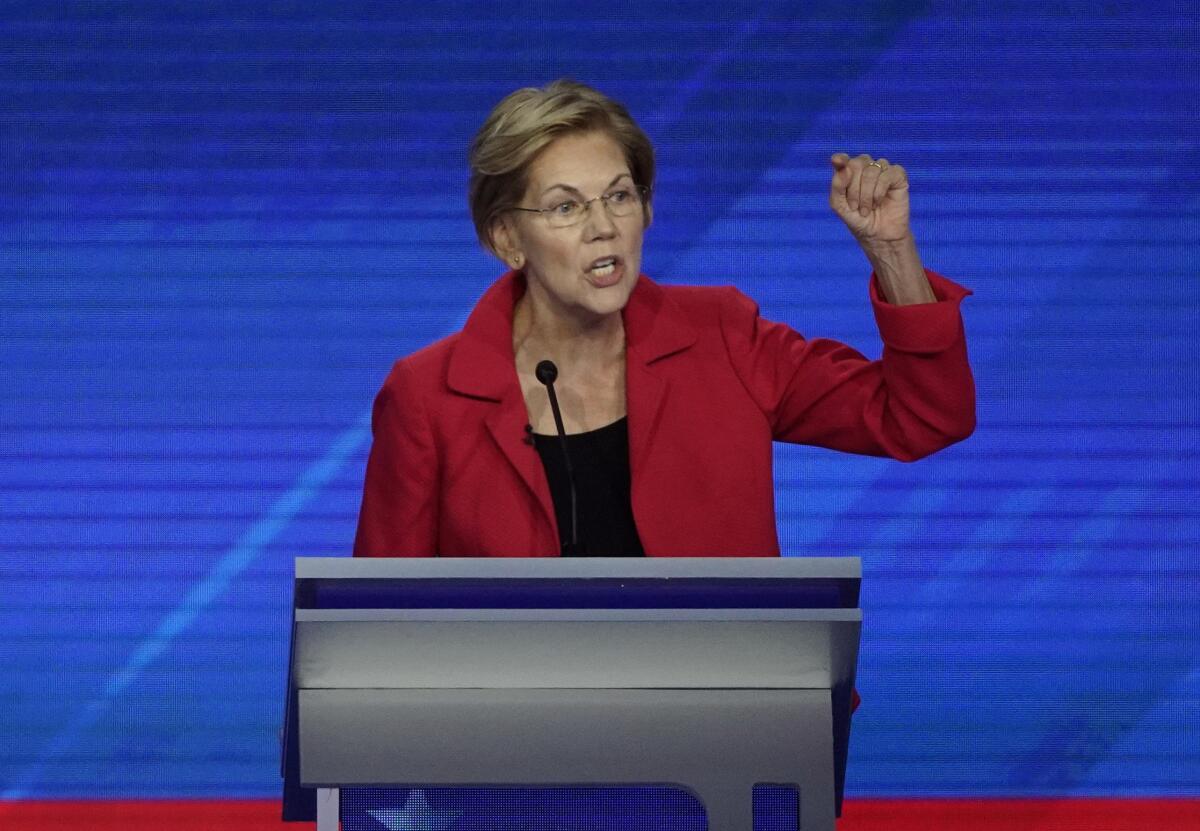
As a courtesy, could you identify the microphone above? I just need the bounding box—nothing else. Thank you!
[535,360,584,555]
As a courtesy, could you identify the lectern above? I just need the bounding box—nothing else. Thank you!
[281,557,861,830]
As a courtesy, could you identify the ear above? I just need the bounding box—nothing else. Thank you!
[490,214,525,269]
[643,202,653,229]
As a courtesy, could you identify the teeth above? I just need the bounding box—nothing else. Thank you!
[590,257,617,276]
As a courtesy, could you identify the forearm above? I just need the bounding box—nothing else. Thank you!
[862,234,936,306]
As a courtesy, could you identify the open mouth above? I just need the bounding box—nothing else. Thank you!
[586,256,621,281]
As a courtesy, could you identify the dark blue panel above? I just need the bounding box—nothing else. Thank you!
[340,785,800,830]
[300,577,857,610]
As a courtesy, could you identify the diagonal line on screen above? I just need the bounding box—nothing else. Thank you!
[645,18,762,129]
[1,408,374,800]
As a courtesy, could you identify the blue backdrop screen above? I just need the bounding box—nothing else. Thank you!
[1,0,1197,801]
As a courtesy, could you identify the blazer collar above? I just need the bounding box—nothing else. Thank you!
[446,270,697,400]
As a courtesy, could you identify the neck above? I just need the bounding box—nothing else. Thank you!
[512,285,625,370]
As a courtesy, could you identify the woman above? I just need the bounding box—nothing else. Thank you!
[354,80,974,558]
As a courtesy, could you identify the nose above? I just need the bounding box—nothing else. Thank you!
[583,198,618,240]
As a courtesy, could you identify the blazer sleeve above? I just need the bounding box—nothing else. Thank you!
[353,359,440,556]
[718,269,975,462]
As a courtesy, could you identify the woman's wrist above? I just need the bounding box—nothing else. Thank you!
[862,234,936,306]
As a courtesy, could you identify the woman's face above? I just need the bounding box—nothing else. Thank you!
[495,130,648,326]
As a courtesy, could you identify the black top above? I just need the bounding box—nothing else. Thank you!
[532,417,646,557]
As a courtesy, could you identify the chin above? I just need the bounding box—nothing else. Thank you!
[581,276,636,316]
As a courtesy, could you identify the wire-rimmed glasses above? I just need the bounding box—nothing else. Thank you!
[509,185,651,229]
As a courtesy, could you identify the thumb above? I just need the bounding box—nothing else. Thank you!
[829,153,852,194]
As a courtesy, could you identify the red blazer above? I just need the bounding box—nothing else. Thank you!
[354,269,974,558]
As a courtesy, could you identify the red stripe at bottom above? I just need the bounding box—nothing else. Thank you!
[1,797,1198,830]
[841,798,1200,830]
[0,799,286,830]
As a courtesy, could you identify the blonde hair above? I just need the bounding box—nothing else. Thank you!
[469,79,655,257]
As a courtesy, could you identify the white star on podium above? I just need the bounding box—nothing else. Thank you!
[367,788,461,831]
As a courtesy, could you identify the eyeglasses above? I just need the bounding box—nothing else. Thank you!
[509,185,650,229]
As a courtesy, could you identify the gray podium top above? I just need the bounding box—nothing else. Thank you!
[295,556,862,579]
[291,556,861,614]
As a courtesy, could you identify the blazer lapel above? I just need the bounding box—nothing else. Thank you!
[623,276,697,474]
[483,390,555,534]
[447,272,557,533]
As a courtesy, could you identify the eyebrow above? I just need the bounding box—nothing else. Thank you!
[539,173,632,199]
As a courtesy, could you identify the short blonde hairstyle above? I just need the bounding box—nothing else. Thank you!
[469,80,655,257]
